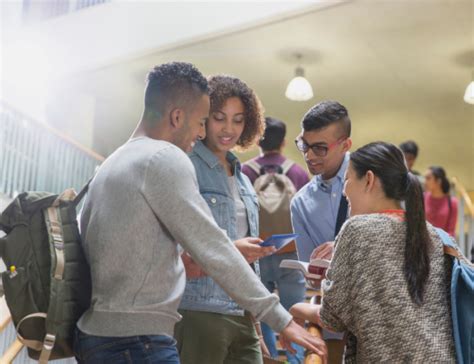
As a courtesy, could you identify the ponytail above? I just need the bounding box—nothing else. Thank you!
[351,142,433,306]
[404,172,432,305]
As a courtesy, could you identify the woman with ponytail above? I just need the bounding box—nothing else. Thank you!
[290,142,456,363]
[424,166,458,236]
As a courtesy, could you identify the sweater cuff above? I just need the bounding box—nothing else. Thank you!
[260,303,292,333]
[320,301,346,332]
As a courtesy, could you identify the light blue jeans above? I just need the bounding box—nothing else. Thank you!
[259,251,306,363]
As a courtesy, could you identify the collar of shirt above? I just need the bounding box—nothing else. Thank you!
[191,140,240,171]
[313,152,350,193]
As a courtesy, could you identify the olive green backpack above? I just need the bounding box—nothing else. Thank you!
[0,186,91,363]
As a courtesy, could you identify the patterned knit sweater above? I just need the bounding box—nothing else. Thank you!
[320,213,456,363]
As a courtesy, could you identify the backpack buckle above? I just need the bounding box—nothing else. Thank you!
[39,333,56,363]
[43,333,56,350]
[52,233,64,249]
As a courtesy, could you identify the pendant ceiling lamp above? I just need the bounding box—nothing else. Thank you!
[464,71,474,105]
[285,53,313,102]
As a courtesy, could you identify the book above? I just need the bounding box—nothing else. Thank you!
[260,233,298,251]
[279,258,330,280]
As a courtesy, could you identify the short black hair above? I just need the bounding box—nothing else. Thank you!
[399,140,419,158]
[144,62,208,120]
[259,117,286,151]
[301,100,351,137]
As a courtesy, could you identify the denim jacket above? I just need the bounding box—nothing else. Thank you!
[179,141,259,316]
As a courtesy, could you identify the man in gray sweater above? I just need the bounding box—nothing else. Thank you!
[74,62,326,363]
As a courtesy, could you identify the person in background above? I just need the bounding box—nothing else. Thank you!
[399,140,420,175]
[242,117,309,363]
[290,142,456,363]
[175,75,280,363]
[424,166,458,236]
[243,117,309,190]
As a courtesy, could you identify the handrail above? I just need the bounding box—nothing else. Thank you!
[0,101,104,163]
[0,338,23,364]
[0,296,24,364]
[304,324,323,364]
[451,177,474,260]
[452,177,474,218]
[0,296,11,333]
[304,295,324,364]
[0,102,103,197]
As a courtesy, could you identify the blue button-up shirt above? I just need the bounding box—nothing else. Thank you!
[290,152,350,262]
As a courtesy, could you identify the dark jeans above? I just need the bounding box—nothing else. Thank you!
[74,328,179,363]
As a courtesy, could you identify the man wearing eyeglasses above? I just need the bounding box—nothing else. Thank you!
[290,101,352,362]
[291,101,352,263]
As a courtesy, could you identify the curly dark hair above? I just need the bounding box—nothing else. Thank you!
[207,75,264,149]
[144,62,208,119]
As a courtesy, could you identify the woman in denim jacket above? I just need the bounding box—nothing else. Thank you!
[174,75,275,363]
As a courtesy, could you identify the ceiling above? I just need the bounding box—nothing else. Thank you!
[53,0,474,188]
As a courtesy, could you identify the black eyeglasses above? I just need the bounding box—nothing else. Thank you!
[295,137,346,157]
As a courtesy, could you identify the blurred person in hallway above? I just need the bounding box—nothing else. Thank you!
[424,166,458,237]
[399,140,420,175]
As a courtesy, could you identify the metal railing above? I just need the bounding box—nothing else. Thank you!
[0,102,104,199]
[452,177,474,261]
[22,0,110,23]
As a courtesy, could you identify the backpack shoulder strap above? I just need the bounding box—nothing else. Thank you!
[73,177,94,207]
[281,159,295,175]
[435,227,462,259]
[245,160,262,176]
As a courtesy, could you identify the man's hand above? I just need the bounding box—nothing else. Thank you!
[310,241,335,261]
[234,237,275,263]
[181,252,206,279]
[279,320,327,363]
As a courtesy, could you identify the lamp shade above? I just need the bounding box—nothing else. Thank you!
[464,81,474,104]
[285,76,313,101]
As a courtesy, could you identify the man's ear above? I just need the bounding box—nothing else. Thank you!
[342,138,352,152]
[169,108,185,129]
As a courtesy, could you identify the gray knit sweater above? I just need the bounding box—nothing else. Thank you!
[78,137,291,337]
[320,213,456,363]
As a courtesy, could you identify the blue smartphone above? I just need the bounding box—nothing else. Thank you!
[260,233,299,250]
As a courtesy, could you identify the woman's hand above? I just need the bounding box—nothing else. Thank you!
[234,237,275,263]
[181,252,206,279]
[289,303,322,327]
